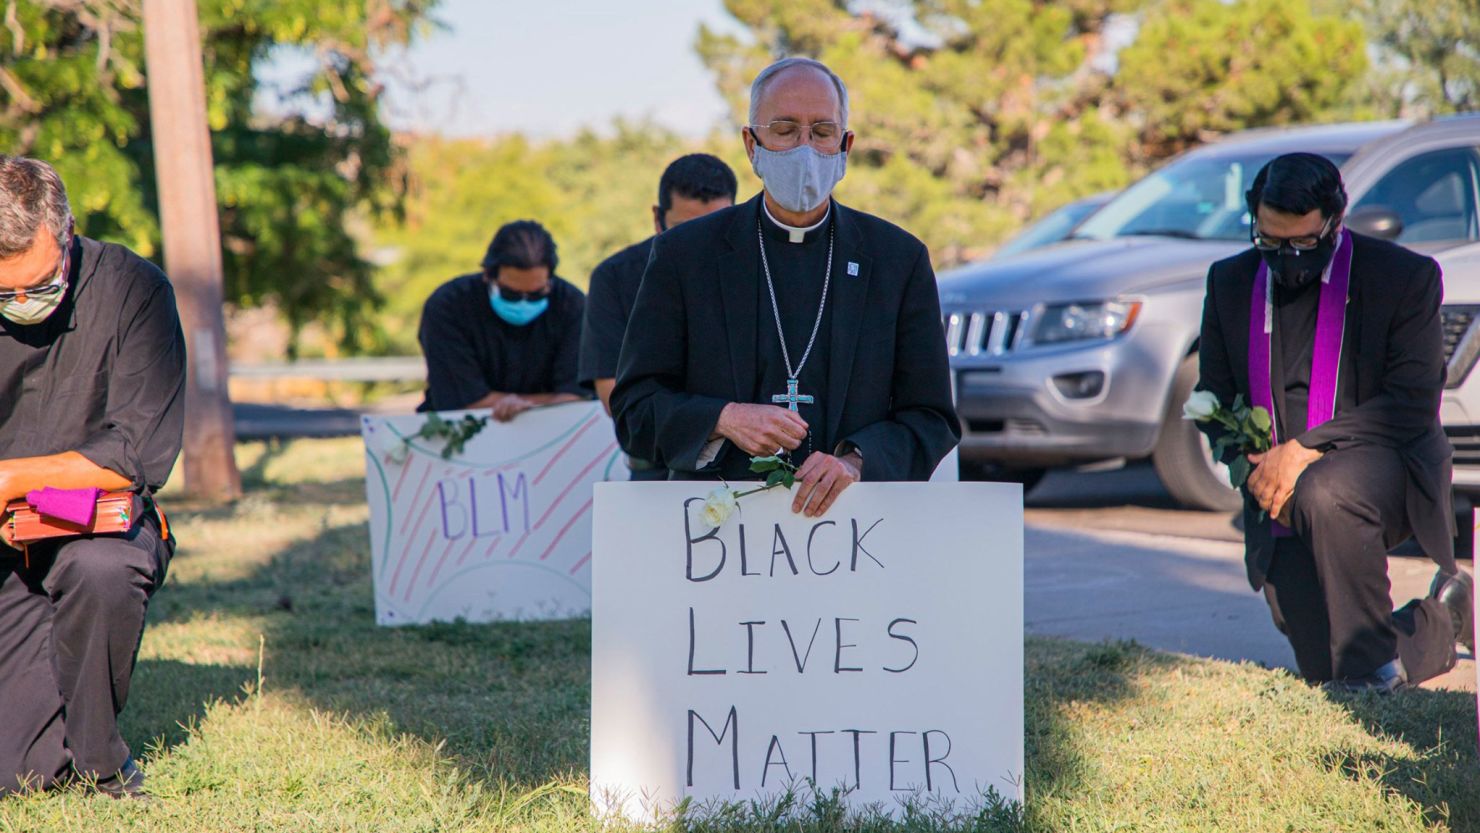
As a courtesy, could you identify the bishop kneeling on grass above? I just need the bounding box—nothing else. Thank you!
[611,57,960,514]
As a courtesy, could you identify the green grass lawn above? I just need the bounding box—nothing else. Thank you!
[1,437,1477,832]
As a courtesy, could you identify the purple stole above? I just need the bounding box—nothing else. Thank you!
[1248,229,1353,536]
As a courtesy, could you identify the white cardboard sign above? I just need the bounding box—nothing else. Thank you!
[361,402,627,625]
[591,482,1023,820]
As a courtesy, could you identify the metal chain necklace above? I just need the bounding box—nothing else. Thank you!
[757,216,834,457]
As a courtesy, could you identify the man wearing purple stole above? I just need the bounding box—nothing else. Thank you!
[1196,153,1473,693]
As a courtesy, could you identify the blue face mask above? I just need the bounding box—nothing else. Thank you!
[490,289,549,326]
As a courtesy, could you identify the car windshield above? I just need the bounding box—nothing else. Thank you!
[994,200,1104,259]
[1073,152,1352,242]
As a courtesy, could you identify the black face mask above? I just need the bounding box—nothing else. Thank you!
[1260,232,1338,291]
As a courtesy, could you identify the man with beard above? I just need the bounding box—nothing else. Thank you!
[1196,153,1474,692]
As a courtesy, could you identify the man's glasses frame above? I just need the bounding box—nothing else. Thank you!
[0,237,71,304]
[490,280,552,303]
[1251,215,1338,252]
[748,119,848,153]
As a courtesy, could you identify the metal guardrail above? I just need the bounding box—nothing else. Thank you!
[229,357,426,382]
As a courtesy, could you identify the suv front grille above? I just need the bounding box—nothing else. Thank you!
[944,310,1031,357]
[1442,305,1480,389]
[1445,426,1480,467]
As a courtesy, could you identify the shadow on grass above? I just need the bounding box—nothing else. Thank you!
[133,518,591,788]
[132,471,1202,829]
[136,453,1480,829]
[137,513,1176,824]
[166,477,370,526]
[1327,686,1480,830]
[120,658,255,756]
[1023,637,1185,820]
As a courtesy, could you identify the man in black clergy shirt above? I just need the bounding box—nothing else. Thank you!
[579,154,737,480]
[0,156,184,797]
[1196,153,1473,693]
[418,220,587,420]
[612,57,960,517]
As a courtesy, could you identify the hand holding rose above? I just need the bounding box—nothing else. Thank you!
[1247,440,1323,525]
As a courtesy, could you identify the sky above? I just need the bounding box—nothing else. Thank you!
[372,0,745,138]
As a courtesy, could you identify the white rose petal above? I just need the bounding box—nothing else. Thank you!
[700,488,739,529]
[1182,390,1219,421]
[384,442,410,465]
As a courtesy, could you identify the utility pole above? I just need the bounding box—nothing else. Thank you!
[141,0,242,501]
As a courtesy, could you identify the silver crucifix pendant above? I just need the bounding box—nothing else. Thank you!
[771,378,815,412]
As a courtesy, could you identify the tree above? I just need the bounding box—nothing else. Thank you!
[1347,0,1480,116]
[698,0,1368,263]
[372,122,759,353]
[1114,0,1368,159]
[0,0,438,355]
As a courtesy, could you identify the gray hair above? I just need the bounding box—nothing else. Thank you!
[748,57,851,129]
[0,155,72,258]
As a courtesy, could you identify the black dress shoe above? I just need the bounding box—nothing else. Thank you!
[1429,569,1475,652]
[1323,658,1408,695]
[91,757,148,800]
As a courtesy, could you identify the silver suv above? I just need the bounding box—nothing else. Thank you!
[1438,241,1480,495]
[939,116,1480,510]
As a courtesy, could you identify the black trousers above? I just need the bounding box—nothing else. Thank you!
[1263,444,1455,684]
[0,518,169,794]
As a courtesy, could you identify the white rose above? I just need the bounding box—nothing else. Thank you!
[700,488,739,529]
[384,442,410,466]
[1182,390,1220,422]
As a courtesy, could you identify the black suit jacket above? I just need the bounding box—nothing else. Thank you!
[1196,232,1456,589]
[611,194,960,481]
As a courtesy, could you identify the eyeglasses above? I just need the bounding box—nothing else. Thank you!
[492,282,551,303]
[0,241,70,304]
[1251,216,1336,252]
[749,120,847,152]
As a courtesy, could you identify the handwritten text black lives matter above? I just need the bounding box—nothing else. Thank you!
[679,497,961,796]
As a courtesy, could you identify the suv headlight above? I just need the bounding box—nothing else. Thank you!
[1029,300,1142,345]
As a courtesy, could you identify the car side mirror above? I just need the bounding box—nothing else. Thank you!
[1346,206,1404,241]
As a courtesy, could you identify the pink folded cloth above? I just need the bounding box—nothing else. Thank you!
[25,487,103,527]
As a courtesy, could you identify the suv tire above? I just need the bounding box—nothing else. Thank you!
[1153,355,1243,512]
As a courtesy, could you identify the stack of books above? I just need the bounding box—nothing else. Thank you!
[4,491,135,543]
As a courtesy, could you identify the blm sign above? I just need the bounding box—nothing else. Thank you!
[591,482,1023,820]
[362,402,626,624]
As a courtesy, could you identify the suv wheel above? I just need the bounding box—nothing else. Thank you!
[1152,355,1243,512]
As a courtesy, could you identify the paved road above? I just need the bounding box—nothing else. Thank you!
[1023,463,1476,692]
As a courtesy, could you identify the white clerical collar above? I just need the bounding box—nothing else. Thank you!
[763,200,830,244]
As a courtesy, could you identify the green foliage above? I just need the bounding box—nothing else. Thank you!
[372,124,761,353]
[0,2,155,253]
[1116,0,1368,158]
[5,0,1441,363]
[0,0,439,355]
[405,411,489,459]
[750,454,799,489]
[1346,0,1480,116]
[1194,392,1272,488]
[699,0,1371,262]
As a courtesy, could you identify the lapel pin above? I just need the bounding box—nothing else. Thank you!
[847,261,860,276]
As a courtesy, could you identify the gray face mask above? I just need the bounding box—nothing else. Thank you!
[750,143,848,214]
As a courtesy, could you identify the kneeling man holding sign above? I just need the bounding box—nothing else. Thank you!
[611,57,960,507]
[597,60,1016,821]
